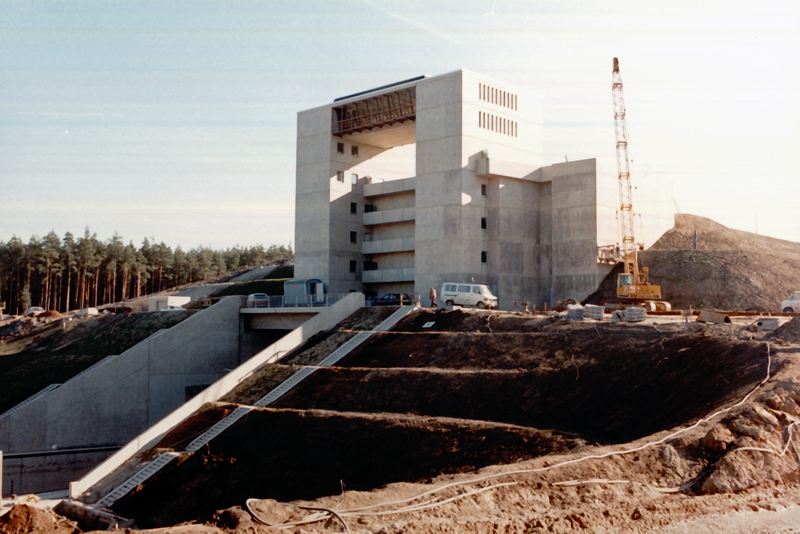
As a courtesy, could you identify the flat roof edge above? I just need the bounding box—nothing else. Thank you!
[334,75,427,102]
[298,69,542,114]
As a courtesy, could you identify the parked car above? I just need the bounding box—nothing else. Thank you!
[160,305,184,311]
[373,293,414,306]
[245,293,269,308]
[22,306,45,317]
[782,291,800,312]
[440,283,498,309]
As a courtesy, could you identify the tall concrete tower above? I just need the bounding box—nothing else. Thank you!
[294,69,601,308]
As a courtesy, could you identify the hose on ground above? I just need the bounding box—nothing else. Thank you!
[245,343,775,529]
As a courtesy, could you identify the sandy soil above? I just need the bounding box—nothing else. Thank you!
[586,214,800,311]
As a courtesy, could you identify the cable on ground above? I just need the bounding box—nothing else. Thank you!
[245,343,776,529]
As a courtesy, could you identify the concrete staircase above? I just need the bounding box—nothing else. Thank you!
[91,305,414,509]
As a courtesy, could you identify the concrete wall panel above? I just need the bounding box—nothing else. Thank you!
[369,221,415,241]
[148,373,221,425]
[416,137,462,176]
[417,72,462,111]
[0,298,243,460]
[297,107,332,139]
[415,103,463,143]
[4,450,114,498]
[297,133,333,167]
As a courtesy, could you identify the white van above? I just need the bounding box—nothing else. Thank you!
[440,283,498,309]
[782,291,800,312]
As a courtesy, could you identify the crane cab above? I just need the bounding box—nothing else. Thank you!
[616,273,662,300]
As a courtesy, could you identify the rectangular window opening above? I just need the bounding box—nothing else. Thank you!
[481,184,487,196]
[351,145,359,157]
[349,260,357,273]
[481,251,487,263]
[350,202,357,214]
[336,171,344,182]
[351,173,358,184]
[350,231,357,243]
[337,142,344,154]
[481,217,487,229]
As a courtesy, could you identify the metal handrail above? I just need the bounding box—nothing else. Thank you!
[338,106,415,131]
[243,293,347,309]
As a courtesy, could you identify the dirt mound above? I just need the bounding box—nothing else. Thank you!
[769,316,800,343]
[276,330,769,444]
[552,298,580,312]
[652,214,800,258]
[113,408,581,527]
[586,214,800,310]
[0,505,79,534]
[335,305,398,331]
[699,380,800,494]
[392,308,558,333]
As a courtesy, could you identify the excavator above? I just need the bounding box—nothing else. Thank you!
[607,57,671,312]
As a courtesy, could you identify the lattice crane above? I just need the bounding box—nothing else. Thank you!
[610,57,667,309]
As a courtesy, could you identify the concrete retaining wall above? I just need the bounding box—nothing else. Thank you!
[0,297,242,456]
[4,449,116,497]
[70,292,365,500]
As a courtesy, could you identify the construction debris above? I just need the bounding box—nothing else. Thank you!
[697,310,731,324]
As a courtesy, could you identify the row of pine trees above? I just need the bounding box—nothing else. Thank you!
[0,228,292,315]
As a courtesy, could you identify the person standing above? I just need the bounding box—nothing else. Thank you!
[429,286,438,308]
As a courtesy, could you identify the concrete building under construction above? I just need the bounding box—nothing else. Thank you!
[294,69,604,308]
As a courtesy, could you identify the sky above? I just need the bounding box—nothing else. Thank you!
[1,0,799,250]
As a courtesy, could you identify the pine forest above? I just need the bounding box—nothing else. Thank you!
[0,228,293,315]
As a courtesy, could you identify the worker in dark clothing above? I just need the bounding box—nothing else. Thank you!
[429,287,438,308]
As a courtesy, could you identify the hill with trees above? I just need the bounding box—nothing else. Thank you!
[0,228,292,315]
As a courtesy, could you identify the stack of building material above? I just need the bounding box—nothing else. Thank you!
[625,307,647,322]
[584,304,604,320]
[566,304,584,320]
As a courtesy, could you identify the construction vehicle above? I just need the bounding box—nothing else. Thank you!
[606,57,670,312]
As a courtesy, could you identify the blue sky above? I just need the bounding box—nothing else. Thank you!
[2,0,798,249]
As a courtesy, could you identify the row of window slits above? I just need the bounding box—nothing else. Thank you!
[478,111,517,137]
[479,83,517,110]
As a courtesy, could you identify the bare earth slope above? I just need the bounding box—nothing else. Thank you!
[105,309,800,534]
[0,310,193,414]
[587,214,800,310]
